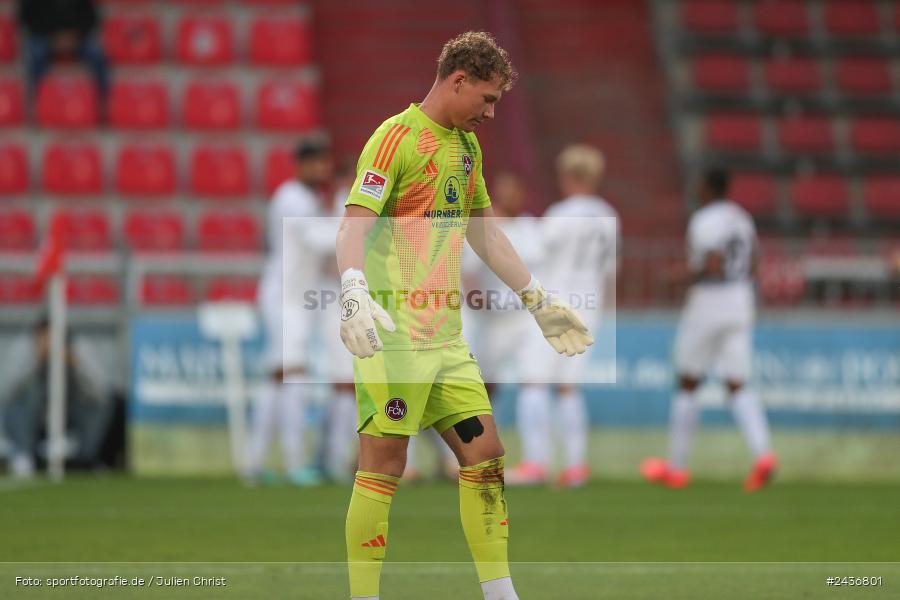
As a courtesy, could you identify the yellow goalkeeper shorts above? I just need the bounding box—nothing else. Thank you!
[353,339,491,437]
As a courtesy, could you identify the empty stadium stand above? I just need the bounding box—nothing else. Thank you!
[0,0,895,314]
[0,0,313,316]
[653,0,899,305]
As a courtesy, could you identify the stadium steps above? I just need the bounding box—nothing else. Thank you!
[311,0,489,160]
[655,0,900,232]
[312,0,682,236]
[513,0,683,236]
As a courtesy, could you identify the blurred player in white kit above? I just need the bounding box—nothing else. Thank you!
[463,172,544,386]
[318,162,362,482]
[641,168,777,491]
[244,139,334,486]
[507,145,619,488]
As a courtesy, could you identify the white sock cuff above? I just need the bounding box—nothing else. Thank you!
[481,576,518,600]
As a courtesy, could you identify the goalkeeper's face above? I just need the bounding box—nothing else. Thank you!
[450,73,503,132]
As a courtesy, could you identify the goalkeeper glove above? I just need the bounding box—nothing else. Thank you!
[339,268,396,358]
[516,276,594,357]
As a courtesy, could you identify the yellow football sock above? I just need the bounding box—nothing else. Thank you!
[346,471,398,598]
[458,456,511,582]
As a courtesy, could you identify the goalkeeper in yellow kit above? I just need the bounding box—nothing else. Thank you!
[335,31,593,600]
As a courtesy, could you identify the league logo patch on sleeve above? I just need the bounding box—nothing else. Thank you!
[359,170,388,200]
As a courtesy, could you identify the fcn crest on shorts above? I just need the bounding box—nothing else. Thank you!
[385,398,407,421]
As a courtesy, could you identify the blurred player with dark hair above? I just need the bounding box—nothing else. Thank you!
[641,168,777,491]
[506,145,619,488]
[336,31,592,600]
[318,160,362,482]
[244,139,334,486]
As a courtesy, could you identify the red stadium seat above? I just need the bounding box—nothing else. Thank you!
[55,210,112,252]
[849,118,900,155]
[116,143,176,196]
[67,274,120,305]
[692,55,749,93]
[0,144,28,195]
[862,176,900,219]
[835,58,892,96]
[102,14,162,64]
[0,274,41,305]
[0,15,17,62]
[36,75,99,129]
[765,57,820,95]
[264,147,295,195]
[241,0,298,4]
[0,79,24,126]
[197,211,260,252]
[730,173,777,218]
[0,210,35,251]
[190,145,249,197]
[109,79,169,129]
[791,174,849,218]
[183,79,241,130]
[778,115,834,155]
[256,81,320,131]
[42,142,103,196]
[825,1,880,36]
[681,0,738,34]
[249,17,311,66]
[175,16,233,66]
[141,274,195,306]
[204,276,258,301]
[123,210,185,252]
[754,0,808,36]
[705,114,762,152]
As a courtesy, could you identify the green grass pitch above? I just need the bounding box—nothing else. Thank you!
[1,477,897,599]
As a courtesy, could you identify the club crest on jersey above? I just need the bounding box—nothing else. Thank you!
[385,398,407,421]
[359,170,388,200]
[462,154,472,177]
[443,176,461,204]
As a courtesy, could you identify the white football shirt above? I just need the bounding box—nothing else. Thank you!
[261,179,335,305]
[687,199,757,286]
[540,194,619,308]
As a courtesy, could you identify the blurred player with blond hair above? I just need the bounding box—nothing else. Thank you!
[506,144,619,488]
[641,168,777,491]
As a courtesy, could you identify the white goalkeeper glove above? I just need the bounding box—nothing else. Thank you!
[516,276,594,357]
[339,268,396,358]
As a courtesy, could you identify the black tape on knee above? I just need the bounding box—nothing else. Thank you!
[453,416,484,444]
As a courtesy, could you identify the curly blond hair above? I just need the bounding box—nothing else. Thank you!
[437,31,517,90]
